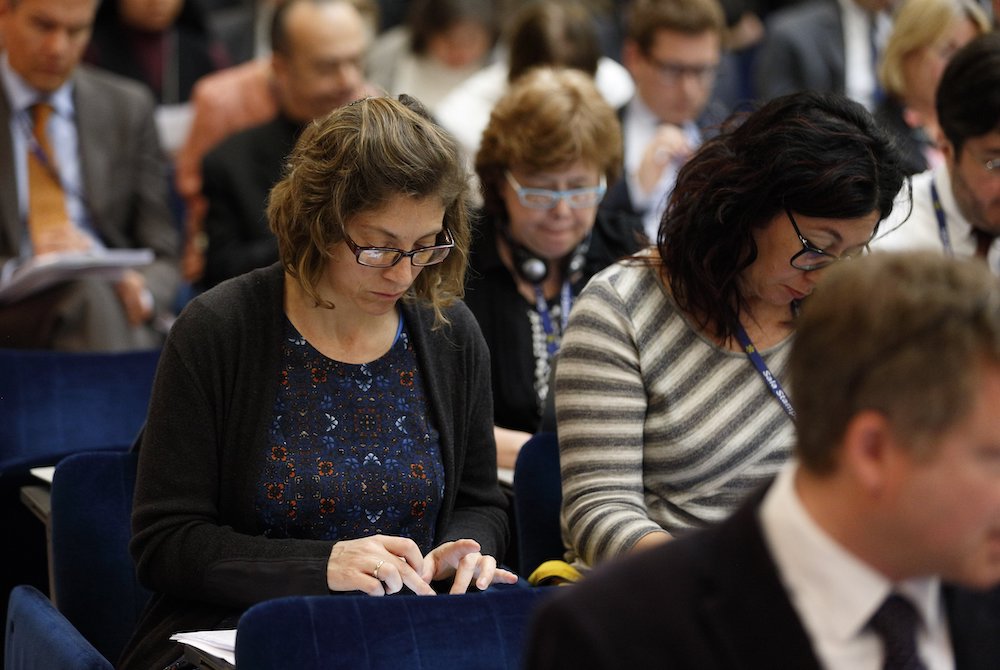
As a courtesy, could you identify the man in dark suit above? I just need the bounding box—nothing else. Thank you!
[753,0,893,111]
[199,0,374,289]
[525,251,1000,669]
[0,0,179,351]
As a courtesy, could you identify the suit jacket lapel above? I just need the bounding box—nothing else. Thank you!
[0,84,21,255]
[819,0,846,94]
[71,69,110,234]
[696,488,824,669]
[944,583,1000,670]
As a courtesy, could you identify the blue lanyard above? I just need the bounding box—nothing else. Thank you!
[930,180,953,256]
[733,323,796,420]
[533,281,573,360]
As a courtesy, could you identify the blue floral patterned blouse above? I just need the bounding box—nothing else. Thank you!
[254,315,446,553]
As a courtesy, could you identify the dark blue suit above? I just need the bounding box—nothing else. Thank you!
[525,487,1000,669]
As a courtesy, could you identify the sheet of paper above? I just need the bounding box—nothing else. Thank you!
[170,629,237,666]
[0,248,154,304]
[29,466,54,484]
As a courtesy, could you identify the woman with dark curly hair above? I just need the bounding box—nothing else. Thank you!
[555,91,908,570]
[120,95,516,670]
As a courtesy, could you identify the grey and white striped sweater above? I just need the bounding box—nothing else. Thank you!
[555,257,795,568]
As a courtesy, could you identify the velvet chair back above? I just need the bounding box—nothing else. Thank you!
[235,586,555,669]
[0,348,160,474]
[5,584,113,670]
[50,450,151,663]
[512,431,564,578]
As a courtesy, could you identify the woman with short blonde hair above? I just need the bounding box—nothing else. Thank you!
[876,0,989,173]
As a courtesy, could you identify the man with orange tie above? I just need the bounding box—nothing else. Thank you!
[874,33,1000,274]
[0,0,179,350]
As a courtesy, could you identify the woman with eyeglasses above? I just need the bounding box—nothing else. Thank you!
[555,91,908,572]
[466,67,646,474]
[120,96,517,670]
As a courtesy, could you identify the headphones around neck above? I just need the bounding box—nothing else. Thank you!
[501,221,592,284]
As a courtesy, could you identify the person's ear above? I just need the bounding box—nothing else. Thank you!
[839,409,898,496]
[941,138,957,167]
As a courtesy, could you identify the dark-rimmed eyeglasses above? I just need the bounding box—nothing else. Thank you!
[787,209,867,272]
[342,228,454,267]
[642,53,718,86]
[504,171,606,210]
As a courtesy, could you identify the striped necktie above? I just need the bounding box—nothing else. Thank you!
[26,102,71,250]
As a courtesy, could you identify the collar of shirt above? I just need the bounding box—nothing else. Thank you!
[0,53,75,120]
[760,461,950,669]
[933,163,999,263]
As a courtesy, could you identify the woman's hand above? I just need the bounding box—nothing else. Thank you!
[422,539,519,594]
[327,535,436,596]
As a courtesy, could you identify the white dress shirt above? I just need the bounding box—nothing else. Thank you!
[838,0,891,111]
[759,462,954,670]
[622,94,701,242]
[872,165,1000,274]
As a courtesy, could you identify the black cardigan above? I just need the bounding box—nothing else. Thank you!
[120,263,508,669]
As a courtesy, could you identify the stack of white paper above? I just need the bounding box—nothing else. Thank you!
[0,248,154,304]
[170,629,237,667]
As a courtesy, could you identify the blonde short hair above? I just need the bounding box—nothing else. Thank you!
[879,0,989,99]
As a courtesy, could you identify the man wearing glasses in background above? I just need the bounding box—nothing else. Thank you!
[603,0,727,244]
[873,33,1000,274]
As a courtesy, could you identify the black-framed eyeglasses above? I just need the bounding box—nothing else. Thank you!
[786,208,867,272]
[642,53,718,86]
[504,171,607,210]
[342,228,454,267]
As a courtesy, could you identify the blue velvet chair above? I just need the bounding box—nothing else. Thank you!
[0,347,160,474]
[235,586,555,670]
[512,431,564,578]
[4,584,113,670]
[50,450,151,664]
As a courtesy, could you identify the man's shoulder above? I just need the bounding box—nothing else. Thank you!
[767,0,840,32]
[73,64,155,107]
[204,116,291,166]
[769,0,840,25]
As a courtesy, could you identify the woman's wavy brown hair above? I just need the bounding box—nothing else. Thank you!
[268,95,472,326]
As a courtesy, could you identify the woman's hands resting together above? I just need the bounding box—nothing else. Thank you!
[327,535,518,596]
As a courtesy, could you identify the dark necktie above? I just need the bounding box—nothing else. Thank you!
[868,593,927,670]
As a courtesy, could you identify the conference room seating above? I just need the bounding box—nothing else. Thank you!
[0,347,160,474]
[235,585,555,670]
[4,584,113,670]
[50,450,151,663]
[512,431,564,579]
